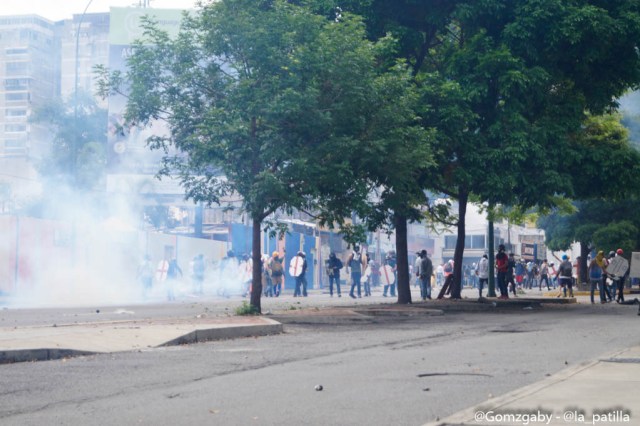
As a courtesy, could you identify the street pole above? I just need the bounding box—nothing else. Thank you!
[74,0,94,187]
[487,206,496,297]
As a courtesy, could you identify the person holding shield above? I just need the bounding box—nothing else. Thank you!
[290,251,308,297]
[382,251,397,297]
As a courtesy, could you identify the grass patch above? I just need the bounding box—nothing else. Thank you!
[235,301,260,316]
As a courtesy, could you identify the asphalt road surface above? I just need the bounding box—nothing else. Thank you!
[1,290,639,425]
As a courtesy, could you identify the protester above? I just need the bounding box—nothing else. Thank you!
[291,251,308,297]
[347,246,367,299]
[557,254,574,298]
[166,257,183,301]
[137,254,154,298]
[613,249,629,303]
[191,254,205,295]
[507,253,517,297]
[417,250,434,300]
[495,244,509,299]
[269,251,284,297]
[382,251,397,297]
[539,259,551,291]
[589,251,606,304]
[326,252,343,297]
[476,254,489,298]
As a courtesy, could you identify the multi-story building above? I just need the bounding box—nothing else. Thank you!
[59,12,110,103]
[0,15,58,167]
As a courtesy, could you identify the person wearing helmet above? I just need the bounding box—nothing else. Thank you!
[556,254,574,298]
[269,251,284,297]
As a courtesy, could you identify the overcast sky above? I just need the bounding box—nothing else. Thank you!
[0,0,200,22]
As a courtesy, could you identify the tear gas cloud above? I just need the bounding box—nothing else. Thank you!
[0,180,250,309]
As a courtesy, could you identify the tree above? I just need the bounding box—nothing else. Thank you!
[343,0,640,298]
[31,90,107,192]
[539,112,640,283]
[98,0,420,313]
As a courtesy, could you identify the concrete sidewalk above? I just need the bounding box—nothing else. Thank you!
[426,345,640,426]
[0,316,283,363]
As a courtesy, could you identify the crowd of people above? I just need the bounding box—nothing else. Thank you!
[136,244,634,303]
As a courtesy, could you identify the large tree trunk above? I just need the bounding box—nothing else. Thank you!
[250,217,263,314]
[450,191,468,299]
[395,213,412,304]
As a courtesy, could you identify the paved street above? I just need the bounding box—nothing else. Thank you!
[0,287,639,425]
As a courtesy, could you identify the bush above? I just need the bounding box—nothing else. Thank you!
[235,301,260,316]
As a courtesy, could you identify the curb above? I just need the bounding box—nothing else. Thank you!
[162,318,283,346]
[422,347,632,426]
[0,318,283,364]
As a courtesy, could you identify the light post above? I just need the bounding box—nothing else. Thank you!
[73,0,94,187]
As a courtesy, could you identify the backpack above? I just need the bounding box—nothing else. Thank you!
[350,252,362,273]
[559,260,572,277]
[270,258,283,276]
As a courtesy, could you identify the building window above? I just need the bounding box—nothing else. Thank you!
[4,78,29,90]
[5,93,28,102]
[445,234,486,250]
[6,62,28,75]
[5,109,27,117]
[444,235,457,250]
[471,235,485,250]
[5,124,27,132]
[5,48,28,55]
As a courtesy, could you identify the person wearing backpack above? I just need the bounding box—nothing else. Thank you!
[326,252,343,297]
[269,251,284,297]
[557,254,574,297]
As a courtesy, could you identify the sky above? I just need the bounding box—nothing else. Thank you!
[0,0,201,22]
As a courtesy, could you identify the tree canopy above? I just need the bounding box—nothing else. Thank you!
[98,0,425,312]
[338,0,640,297]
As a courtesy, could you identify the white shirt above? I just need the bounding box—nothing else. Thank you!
[477,257,489,279]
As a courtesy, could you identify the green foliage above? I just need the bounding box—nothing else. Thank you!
[30,91,108,191]
[592,221,638,256]
[235,301,260,316]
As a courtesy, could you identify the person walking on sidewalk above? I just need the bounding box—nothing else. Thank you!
[557,254,574,298]
[588,252,606,304]
[477,254,489,298]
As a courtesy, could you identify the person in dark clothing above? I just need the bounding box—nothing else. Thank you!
[506,253,517,297]
[326,252,343,297]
